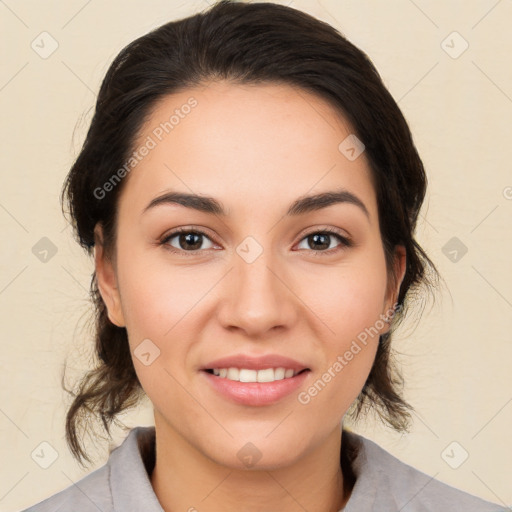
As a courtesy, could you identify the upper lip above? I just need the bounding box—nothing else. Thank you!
[201,354,310,372]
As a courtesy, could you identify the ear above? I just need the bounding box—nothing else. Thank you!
[381,245,407,334]
[94,223,126,328]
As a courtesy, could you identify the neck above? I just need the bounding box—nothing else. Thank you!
[149,417,352,512]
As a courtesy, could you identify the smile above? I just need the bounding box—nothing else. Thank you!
[206,367,306,383]
[201,368,311,406]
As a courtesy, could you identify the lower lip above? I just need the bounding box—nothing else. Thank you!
[201,370,310,406]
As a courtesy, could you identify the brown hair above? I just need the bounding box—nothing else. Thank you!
[61,0,439,466]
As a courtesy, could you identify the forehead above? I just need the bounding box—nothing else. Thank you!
[120,80,377,220]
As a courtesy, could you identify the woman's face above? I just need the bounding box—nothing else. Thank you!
[95,81,405,469]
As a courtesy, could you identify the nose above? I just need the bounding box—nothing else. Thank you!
[216,244,298,338]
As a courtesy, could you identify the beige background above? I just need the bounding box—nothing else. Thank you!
[1,0,511,510]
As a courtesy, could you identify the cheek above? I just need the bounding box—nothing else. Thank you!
[114,255,200,404]
[114,246,222,401]
[115,243,202,338]
[297,276,383,418]
[299,252,388,343]
[294,251,387,405]
[115,232,388,404]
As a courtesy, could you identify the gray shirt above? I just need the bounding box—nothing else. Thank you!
[20,426,505,511]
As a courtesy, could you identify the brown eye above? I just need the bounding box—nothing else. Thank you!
[161,229,215,253]
[296,229,352,254]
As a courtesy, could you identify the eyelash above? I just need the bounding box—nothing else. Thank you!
[159,226,353,257]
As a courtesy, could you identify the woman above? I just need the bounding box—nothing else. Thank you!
[21,1,505,511]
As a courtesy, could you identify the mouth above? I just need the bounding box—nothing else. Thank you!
[201,367,311,406]
[202,367,310,383]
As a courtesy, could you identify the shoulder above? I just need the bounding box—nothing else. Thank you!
[19,426,159,512]
[342,430,506,512]
[18,462,112,512]
[18,426,156,512]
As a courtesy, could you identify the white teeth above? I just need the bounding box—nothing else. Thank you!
[273,368,286,380]
[227,368,240,380]
[211,367,302,383]
[239,369,257,382]
[257,368,276,382]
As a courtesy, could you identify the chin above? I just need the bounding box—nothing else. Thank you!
[204,430,311,471]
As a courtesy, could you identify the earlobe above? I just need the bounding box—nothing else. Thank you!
[93,224,126,328]
[391,245,407,306]
[381,245,407,334]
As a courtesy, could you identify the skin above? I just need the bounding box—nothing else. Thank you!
[94,81,406,512]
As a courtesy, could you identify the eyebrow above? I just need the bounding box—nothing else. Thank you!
[142,188,370,220]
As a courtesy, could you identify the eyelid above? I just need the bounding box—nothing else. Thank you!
[160,225,216,242]
[298,226,352,244]
[295,226,353,255]
[159,225,353,256]
[159,226,220,253]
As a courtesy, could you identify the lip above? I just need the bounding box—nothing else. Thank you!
[201,354,310,372]
[201,368,311,406]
